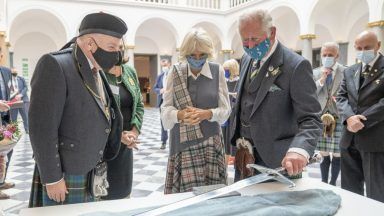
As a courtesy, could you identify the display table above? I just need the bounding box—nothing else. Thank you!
[20,178,384,216]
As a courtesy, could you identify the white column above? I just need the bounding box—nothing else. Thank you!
[221,49,233,62]
[220,0,230,10]
[300,34,316,65]
[368,20,384,54]
[126,45,135,67]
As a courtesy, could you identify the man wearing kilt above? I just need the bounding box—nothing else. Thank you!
[28,12,126,206]
[313,42,346,186]
[161,28,231,194]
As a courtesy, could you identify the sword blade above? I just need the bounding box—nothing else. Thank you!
[135,173,272,216]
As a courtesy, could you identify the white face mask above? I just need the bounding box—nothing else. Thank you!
[356,50,376,64]
[162,67,170,73]
[321,57,335,68]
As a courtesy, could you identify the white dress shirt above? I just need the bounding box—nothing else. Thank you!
[161,62,231,130]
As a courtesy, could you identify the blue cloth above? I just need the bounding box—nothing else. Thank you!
[82,189,341,216]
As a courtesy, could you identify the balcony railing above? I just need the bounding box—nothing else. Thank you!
[133,0,252,9]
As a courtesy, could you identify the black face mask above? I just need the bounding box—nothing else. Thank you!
[92,39,119,71]
[12,73,17,77]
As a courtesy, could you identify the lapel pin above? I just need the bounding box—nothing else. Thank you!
[374,69,378,72]
[266,73,269,77]
[129,77,135,86]
[376,79,380,84]
[271,67,280,76]
[370,74,374,77]
[268,66,274,72]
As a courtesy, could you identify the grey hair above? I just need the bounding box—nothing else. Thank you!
[321,42,339,53]
[238,9,273,35]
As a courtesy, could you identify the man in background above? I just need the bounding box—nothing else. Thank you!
[10,68,29,134]
[0,47,14,199]
[154,56,172,149]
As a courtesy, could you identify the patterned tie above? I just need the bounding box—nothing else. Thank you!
[325,69,333,87]
[249,60,261,80]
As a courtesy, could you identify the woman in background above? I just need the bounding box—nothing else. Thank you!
[222,59,240,165]
[103,49,144,200]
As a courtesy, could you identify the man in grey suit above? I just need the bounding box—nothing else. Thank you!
[29,12,125,206]
[337,31,384,202]
[10,68,30,133]
[230,9,322,181]
[313,42,346,186]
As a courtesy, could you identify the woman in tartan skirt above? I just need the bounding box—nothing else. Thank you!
[161,28,231,194]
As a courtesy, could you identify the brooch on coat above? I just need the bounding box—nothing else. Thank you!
[128,77,135,86]
[266,66,280,77]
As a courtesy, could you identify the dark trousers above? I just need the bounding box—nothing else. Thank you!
[160,108,168,144]
[341,143,384,203]
[10,102,29,132]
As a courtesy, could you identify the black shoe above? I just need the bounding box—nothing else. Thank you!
[160,143,166,149]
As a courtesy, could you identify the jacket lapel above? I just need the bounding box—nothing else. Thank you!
[74,48,109,121]
[250,43,284,117]
[331,64,343,95]
[361,54,384,89]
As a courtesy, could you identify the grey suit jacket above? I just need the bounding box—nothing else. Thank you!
[230,43,322,168]
[29,47,123,184]
[336,54,384,152]
[313,63,346,112]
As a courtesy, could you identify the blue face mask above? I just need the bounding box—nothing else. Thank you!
[356,50,376,64]
[187,55,207,70]
[322,57,335,68]
[243,38,271,60]
[224,69,230,79]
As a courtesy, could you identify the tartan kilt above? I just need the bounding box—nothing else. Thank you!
[165,134,227,194]
[316,118,342,153]
[29,165,94,207]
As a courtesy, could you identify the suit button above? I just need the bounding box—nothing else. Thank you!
[70,144,74,148]
[55,144,58,148]
[105,128,111,134]
[99,150,103,155]
[57,163,60,167]
[60,142,64,146]
[55,154,59,158]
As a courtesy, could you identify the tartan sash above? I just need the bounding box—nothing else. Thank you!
[172,63,204,144]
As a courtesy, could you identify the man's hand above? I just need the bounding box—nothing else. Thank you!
[346,115,367,133]
[319,68,332,86]
[46,178,68,203]
[177,107,194,123]
[281,152,307,176]
[0,101,10,112]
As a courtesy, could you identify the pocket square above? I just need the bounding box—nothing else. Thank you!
[268,84,282,92]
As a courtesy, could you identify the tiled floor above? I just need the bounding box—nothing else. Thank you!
[0,107,339,215]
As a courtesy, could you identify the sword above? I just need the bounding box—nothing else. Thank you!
[135,154,322,216]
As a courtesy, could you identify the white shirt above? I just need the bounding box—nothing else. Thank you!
[161,62,231,130]
[11,76,19,93]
